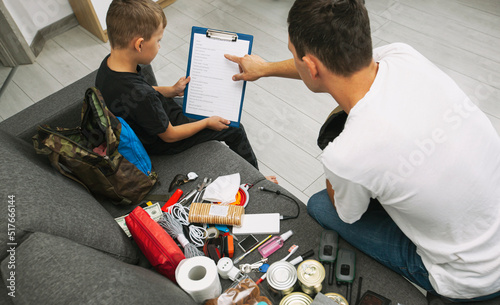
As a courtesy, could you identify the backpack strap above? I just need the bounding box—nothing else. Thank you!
[142,194,172,202]
[317,105,347,150]
[48,152,91,193]
[49,151,168,204]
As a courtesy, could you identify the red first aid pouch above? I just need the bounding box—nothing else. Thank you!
[125,206,185,283]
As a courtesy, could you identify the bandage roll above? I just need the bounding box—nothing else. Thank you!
[176,256,222,303]
[206,227,220,239]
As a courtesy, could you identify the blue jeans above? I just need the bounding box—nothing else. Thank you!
[307,189,500,302]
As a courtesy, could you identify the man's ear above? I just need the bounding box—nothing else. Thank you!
[302,55,320,79]
[133,37,145,52]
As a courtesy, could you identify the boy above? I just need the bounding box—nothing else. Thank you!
[95,0,259,169]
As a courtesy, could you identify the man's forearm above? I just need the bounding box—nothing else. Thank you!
[264,59,301,79]
[225,54,301,81]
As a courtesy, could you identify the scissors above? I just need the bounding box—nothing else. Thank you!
[193,177,212,203]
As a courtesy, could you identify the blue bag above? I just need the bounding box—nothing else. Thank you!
[116,117,152,175]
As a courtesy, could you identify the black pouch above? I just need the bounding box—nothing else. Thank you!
[317,107,348,150]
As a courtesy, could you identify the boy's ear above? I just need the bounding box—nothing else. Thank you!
[133,37,145,52]
[302,55,320,80]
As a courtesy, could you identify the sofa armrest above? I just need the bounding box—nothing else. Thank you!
[0,64,157,143]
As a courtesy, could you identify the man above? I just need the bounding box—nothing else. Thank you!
[225,0,500,301]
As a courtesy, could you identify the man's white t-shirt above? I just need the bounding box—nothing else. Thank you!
[322,43,500,299]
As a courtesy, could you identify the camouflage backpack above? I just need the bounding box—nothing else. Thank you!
[33,87,158,205]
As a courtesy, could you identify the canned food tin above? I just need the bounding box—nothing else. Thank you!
[296,259,325,296]
[267,261,297,297]
[279,292,313,305]
[325,293,348,305]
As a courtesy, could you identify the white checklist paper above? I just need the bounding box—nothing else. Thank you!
[184,31,251,124]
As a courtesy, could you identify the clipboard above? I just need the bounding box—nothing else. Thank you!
[183,26,254,127]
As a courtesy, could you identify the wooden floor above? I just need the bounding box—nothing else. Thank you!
[1,0,499,203]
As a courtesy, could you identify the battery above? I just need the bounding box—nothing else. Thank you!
[279,292,313,305]
[267,261,298,297]
[297,259,325,296]
[325,293,349,305]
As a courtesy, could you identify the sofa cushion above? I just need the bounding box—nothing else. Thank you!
[0,281,13,305]
[0,232,196,305]
[150,140,265,188]
[0,130,138,264]
[99,140,267,217]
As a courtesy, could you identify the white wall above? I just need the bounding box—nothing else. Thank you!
[91,0,112,31]
[4,0,73,45]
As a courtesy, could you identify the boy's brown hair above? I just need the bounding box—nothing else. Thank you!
[106,0,167,49]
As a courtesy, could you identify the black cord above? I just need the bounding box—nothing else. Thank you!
[258,187,300,220]
[355,276,363,305]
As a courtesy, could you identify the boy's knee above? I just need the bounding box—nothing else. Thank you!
[233,126,245,136]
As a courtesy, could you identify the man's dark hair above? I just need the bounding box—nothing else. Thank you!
[288,0,372,77]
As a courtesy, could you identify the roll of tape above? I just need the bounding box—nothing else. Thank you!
[176,257,222,303]
[206,227,220,239]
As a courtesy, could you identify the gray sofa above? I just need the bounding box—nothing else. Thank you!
[1,68,496,305]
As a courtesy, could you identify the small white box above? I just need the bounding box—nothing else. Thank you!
[232,213,280,235]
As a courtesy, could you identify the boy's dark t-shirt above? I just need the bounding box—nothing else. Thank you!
[95,55,188,149]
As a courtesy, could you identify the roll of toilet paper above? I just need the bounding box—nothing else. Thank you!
[175,256,222,303]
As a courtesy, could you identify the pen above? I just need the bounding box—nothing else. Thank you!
[233,235,272,264]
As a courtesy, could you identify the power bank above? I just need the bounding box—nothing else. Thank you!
[232,213,280,235]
